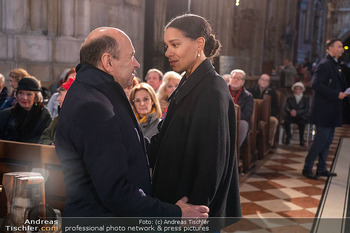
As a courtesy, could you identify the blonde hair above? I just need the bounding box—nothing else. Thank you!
[129,83,162,119]
[9,68,30,85]
[157,71,181,100]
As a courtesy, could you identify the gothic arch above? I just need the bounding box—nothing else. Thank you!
[339,30,350,42]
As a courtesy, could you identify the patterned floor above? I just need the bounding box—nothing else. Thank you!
[222,125,350,233]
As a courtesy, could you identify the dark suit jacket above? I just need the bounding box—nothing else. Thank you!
[151,59,241,218]
[249,85,279,117]
[236,87,254,122]
[55,63,180,217]
[309,55,347,127]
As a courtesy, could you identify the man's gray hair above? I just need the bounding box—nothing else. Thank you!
[230,69,246,80]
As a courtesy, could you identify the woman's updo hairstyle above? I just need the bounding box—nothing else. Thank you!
[165,14,221,58]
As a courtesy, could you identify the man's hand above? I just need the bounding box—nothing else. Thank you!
[290,109,297,117]
[338,92,347,99]
[175,196,209,219]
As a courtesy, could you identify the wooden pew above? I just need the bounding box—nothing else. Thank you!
[0,140,65,217]
[240,100,259,173]
[255,95,271,159]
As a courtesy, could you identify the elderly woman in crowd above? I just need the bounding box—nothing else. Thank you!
[157,71,181,118]
[129,83,162,139]
[0,68,30,110]
[0,77,51,143]
[283,82,310,146]
[39,77,75,145]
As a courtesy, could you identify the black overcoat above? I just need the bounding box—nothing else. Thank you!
[309,55,347,127]
[55,63,180,217]
[151,60,241,218]
[284,95,310,120]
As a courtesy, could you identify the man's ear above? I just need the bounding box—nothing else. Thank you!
[100,53,114,73]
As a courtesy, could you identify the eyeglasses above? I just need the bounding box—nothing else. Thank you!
[133,97,151,105]
[231,76,244,81]
[259,79,270,82]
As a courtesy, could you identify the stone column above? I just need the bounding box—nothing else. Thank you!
[59,0,74,36]
[3,0,27,33]
[75,0,90,38]
[29,0,48,33]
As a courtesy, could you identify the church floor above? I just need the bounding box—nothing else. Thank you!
[222,125,350,233]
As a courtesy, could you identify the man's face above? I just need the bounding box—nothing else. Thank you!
[229,73,245,91]
[283,59,290,67]
[258,74,270,90]
[147,72,162,91]
[328,41,344,59]
[110,36,140,89]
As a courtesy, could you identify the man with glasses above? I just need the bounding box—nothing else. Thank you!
[249,74,279,147]
[228,69,254,146]
[55,27,209,218]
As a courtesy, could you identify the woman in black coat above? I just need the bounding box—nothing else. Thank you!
[150,14,241,221]
[0,77,51,143]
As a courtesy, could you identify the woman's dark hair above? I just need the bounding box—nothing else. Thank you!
[165,14,221,58]
[80,35,119,67]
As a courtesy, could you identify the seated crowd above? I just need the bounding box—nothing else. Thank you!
[0,65,312,164]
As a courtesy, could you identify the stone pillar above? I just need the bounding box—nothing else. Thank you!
[47,0,59,36]
[75,0,90,38]
[29,0,48,33]
[59,0,74,36]
[3,0,27,33]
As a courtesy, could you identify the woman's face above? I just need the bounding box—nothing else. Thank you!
[57,89,68,108]
[134,89,153,118]
[17,90,35,111]
[9,77,17,89]
[164,27,202,76]
[165,78,179,97]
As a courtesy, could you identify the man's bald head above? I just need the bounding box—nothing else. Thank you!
[80,27,130,67]
[84,27,126,46]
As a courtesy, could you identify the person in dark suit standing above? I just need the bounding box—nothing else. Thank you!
[303,38,348,179]
[283,82,309,146]
[55,27,209,218]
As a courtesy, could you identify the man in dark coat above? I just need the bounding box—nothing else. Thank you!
[55,27,209,217]
[249,74,279,146]
[303,38,348,179]
[229,69,254,147]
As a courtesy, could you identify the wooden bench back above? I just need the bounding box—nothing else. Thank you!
[0,140,65,216]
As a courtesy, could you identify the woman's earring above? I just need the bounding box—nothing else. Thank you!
[197,53,200,57]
